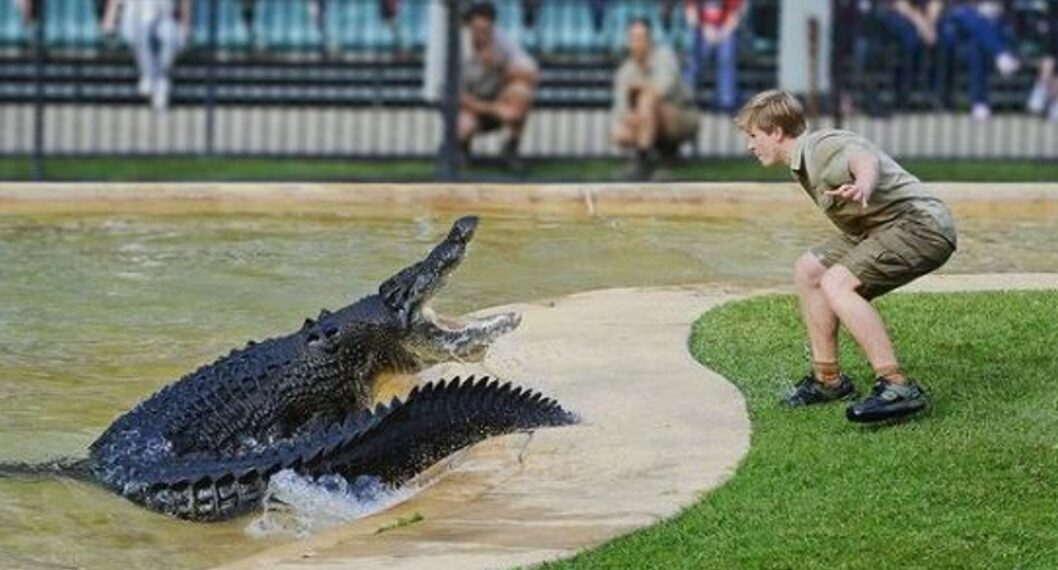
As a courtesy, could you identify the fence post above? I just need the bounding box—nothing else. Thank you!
[437,0,462,181]
[204,0,218,156]
[31,0,46,180]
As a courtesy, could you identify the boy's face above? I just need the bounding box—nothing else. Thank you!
[743,127,785,167]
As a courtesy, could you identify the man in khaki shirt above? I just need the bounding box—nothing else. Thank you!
[736,89,957,424]
[458,1,539,173]
[612,18,700,181]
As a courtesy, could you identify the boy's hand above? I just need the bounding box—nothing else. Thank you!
[826,183,872,208]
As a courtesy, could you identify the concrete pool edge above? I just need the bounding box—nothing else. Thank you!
[211,273,1056,570]
[1,182,1057,217]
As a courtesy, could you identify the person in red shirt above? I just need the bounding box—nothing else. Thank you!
[682,0,745,112]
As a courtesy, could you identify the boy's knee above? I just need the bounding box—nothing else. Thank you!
[793,253,826,289]
[819,266,860,301]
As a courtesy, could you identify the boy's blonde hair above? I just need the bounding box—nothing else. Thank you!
[735,89,807,137]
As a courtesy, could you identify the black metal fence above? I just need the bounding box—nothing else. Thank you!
[1,0,1056,180]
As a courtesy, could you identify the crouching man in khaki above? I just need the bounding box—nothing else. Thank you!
[736,89,958,423]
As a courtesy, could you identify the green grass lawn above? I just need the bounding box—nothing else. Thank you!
[4,157,1058,182]
[543,291,1058,569]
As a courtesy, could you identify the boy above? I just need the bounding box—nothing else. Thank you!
[735,90,957,423]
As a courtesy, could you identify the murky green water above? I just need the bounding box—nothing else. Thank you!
[0,207,1055,570]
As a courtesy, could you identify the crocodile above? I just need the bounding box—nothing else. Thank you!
[0,216,577,521]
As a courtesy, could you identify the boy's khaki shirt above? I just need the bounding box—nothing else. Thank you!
[790,129,957,245]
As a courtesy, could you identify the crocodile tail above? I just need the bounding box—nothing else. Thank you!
[0,457,94,482]
[310,376,578,484]
[102,377,575,522]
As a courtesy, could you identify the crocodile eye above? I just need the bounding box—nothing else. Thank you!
[306,332,320,344]
[323,326,339,339]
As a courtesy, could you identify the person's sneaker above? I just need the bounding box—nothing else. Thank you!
[619,149,659,181]
[971,103,991,121]
[846,378,929,423]
[782,373,857,407]
[995,52,1020,77]
[501,138,526,175]
[137,75,152,97]
[1027,82,1048,114]
[152,77,170,111]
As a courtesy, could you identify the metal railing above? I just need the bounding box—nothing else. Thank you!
[1,0,1055,181]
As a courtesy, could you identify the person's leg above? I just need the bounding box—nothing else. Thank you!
[121,10,155,97]
[589,0,607,32]
[1029,56,1055,112]
[824,215,956,422]
[493,80,534,152]
[633,85,661,150]
[682,27,704,90]
[819,265,904,381]
[879,10,920,104]
[613,88,663,180]
[715,31,738,112]
[612,113,639,148]
[150,16,184,110]
[953,8,1018,116]
[781,248,859,407]
[936,12,960,108]
[945,7,991,115]
[794,253,841,378]
[155,16,184,75]
[457,109,480,146]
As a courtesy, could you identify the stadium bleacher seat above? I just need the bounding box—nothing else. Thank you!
[325,0,398,52]
[395,0,430,52]
[0,0,29,46]
[44,0,101,47]
[528,1,609,55]
[191,0,251,50]
[253,0,323,51]
[492,0,524,43]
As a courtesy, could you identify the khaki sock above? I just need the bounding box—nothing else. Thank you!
[812,361,842,385]
[875,364,907,383]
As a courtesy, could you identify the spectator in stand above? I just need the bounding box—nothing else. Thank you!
[380,0,401,49]
[12,0,27,23]
[878,1,944,107]
[102,0,190,111]
[613,18,700,180]
[1026,0,1058,121]
[938,0,1020,120]
[458,1,539,173]
[682,0,745,113]
[833,0,874,116]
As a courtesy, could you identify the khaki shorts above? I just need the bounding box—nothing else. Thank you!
[811,214,956,299]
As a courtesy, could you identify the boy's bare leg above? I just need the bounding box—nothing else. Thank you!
[794,253,841,382]
[794,253,840,361]
[819,265,904,383]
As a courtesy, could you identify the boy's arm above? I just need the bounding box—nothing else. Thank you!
[825,149,879,208]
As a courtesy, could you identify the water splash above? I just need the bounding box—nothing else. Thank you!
[245,470,420,539]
